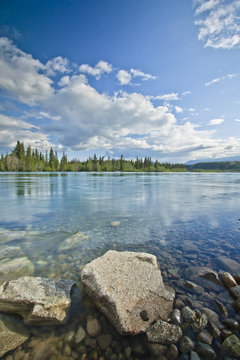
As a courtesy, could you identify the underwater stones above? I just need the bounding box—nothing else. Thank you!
[81,250,175,335]
[181,306,208,332]
[0,276,75,324]
[146,319,182,345]
[222,334,240,357]
[0,246,22,260]
[195,342,216,359]
[86,318,101,337]
[0,313,30,357]
[221,272,237,288]
[0,257,34,283]
[214,256,240,275]
[59,232,88,251]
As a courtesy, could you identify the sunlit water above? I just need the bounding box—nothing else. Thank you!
[0,172,240,358]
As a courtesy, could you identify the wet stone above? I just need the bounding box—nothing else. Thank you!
[146,319,182,345]
[0,313,30,358]
[208,319,221,338]
[190,351,201,360]
[221,272,238,289]
[147,343,167,356]
[229,285,240,299]
[166,343,178,359]
[222,318,239,331]
[215,256,240,276]
[86,318,101,337]
[96,334,112,350]
[184,281,204,294]
[195,342,216,359]
[179,336,195,353]
[75,326,86,344]
[181,306,196,323]
[197,329,213,345]
[201,307,219,325]
[222,334,240,357]
[221,329,232,340]
[214,299,228,317]
[233,297,240,313]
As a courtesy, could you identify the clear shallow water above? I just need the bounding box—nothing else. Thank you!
[0,172,239,269]
[0,172,240,359]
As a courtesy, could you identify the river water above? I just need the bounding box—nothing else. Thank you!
[0,172,240,359]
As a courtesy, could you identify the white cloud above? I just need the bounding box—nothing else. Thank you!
[1,38,240,161]
[116,68,156,85]
[116,70,132,85]
[154,93,179,101]
[205,73,237,86]
[175,106,183,113]
[79,60,113,79]
[0,113,52,152]
[208,118,224,125]
[189,108,196,112]
[235,118,240,122]
[194,0,240,49]
[46,56,70,76]
[195,0,220,15]
[0,37,53,105]
[182,90,191,96]
[130,68,156,81]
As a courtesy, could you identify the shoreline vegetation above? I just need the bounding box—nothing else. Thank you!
[1,141,240,173]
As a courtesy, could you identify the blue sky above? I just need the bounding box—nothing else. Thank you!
[0,0,240,162]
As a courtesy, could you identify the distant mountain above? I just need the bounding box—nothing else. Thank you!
[185,156,240,165]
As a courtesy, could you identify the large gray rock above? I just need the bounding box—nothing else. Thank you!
[81,250,175,335]
[0,276,75,325]
[58,231,88,251]
[0,313,29,357]
[0,257,34,283]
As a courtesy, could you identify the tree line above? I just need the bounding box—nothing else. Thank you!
[0,141,187,172]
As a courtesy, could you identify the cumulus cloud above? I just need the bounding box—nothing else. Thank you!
[79,60,113,79]
[205,73,237,86]
[208,118,224,125]
[46,56,70,76]
[116,70,132,85]
[175,106,183,113]
[153,93,179,101]
[0,37,53,105]
[0,113,52,152]
[182,90,191,96]
[1,37,240,161]
[116,68,156,85]
[194,0,240,49]
[130,68,156,81]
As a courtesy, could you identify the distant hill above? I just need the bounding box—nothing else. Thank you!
[185,156,240,165]
[186,160,240,172]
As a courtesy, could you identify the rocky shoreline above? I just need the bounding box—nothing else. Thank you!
[0,246,240,359]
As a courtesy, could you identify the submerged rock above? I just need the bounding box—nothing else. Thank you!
[221,272,237,288]
[58,232,88,251]
[146,319,182,344]
[0,246,22,260]
[0,257,34,283]
[0,276,75,324]
[0,313,29,357]
[81,250,175,335]
[215,256,240,276]
[222,334,240,357]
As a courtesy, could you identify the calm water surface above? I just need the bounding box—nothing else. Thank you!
[0,172,239,267]
[0,172,240,358]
